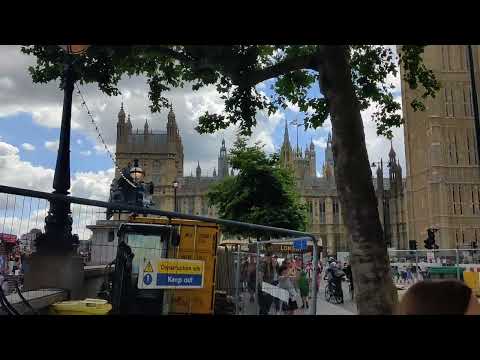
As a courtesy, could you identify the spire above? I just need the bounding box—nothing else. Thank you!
[389,139,396,159]
[283,118,290,146]
[376,158,383,177]
[127,114,132,126]
[310,137,315,151]
[168,104,176,123]
[144,118,149,132]
[213,168,217,177]
[118,102,126,122]
[327,132,332,144]
[196,161,201,179]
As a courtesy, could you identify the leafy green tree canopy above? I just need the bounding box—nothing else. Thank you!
[21,45,439,139]
[207,137,307,238]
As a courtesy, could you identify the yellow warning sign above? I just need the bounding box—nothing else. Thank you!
[144,261,153,273]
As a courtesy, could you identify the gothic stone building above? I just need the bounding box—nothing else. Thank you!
[278,119,407,254]
[400,45,480,249]
[113,104,406,255]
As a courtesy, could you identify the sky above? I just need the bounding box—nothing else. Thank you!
[0,45,406,219]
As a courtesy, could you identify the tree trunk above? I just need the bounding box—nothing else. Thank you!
[317,46,398,314]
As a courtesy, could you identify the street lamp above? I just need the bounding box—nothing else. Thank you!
[290,118,306,155]
[172,180,179,212]
[130,159,144,183]
[38,45,90,254]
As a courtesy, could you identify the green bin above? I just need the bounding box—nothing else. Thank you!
[428,267,465,281]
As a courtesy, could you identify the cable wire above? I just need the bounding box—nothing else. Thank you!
[75,84,137,189]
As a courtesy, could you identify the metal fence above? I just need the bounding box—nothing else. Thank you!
[229,238,317,315]
[0,184,320,315]
[388,249,480,287]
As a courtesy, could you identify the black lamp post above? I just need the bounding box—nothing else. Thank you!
[172,180,179,212]
[37,45,89,254]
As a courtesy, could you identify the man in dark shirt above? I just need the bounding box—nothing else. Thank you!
[258,253,275,315]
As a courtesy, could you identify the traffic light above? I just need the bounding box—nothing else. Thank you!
[424,228,439,249]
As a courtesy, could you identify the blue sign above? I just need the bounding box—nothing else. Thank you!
[157,274,203,287]
[293,239,307,250]
[143,273,153,285]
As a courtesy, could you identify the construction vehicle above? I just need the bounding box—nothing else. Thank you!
[100,215,220,315]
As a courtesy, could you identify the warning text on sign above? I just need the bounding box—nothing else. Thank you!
[138,257,205,289]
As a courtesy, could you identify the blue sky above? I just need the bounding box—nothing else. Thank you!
[1,113,112,172]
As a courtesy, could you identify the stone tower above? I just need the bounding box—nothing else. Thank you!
[280,118,294,169]
[196,161,201,179]
[323,133,334,181]
[218,139,229,178]
[114,103,184,211]
[400,45,480,248]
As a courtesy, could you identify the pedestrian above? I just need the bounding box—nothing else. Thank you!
[278,264,298,315]
[240,259,248,292]
[406,266,413,284]
[247,256,257,303]
[271,255,281,314]
[343,262,353,298]
[410,264,418,283]
[258,253,275,315]
[400,266,408,284]
[297,268,309,309]
[396,280,480,315]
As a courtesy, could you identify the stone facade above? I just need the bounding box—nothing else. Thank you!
[400,45,480,249]
[278,118,406,254]
[114,104,406,255]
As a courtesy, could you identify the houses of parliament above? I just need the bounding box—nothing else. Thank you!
[112,45,480,253]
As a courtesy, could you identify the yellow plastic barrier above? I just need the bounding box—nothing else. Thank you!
[463,272,480,297]
[50,298,112,315]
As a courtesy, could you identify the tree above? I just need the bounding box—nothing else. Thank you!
[21,45,440,314]
[207,136,307,238]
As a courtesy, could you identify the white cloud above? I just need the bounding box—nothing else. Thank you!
[76,139,83,145]
[286,100,300,113]
[0,140,115,239]
[80,150,92,156]
[0,141,54,192]
[21,143,35,151]
[44,140,59,152]
[312,138,327,149]
[360,96,405,174]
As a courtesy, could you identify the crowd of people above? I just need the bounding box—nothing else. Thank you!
[239,253,353,314]
[391,264,429,285]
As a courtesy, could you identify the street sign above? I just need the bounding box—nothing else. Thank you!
[138,257,205,289]
[293,239,307,250]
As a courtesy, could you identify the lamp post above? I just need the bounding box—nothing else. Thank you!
[290,119,306,155]
[38,45,89,254]
[172,180,179,212]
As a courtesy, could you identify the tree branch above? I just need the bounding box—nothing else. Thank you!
[138,45,195,65]
[241,49,324,87]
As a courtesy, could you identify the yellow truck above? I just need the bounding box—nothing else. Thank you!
[111,215,219,315]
